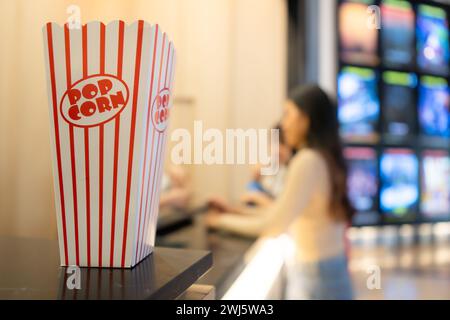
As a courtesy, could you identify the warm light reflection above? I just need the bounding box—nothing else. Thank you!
[222,235,294,300]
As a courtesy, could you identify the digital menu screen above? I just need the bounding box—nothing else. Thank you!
[339,0,379,66]
[382,71,417,137]
[380,148,418,222]
[381,0,415,68]
[344,147,379,225]
[416,4,450,76]
[338,66,379,142]
[418,76,450,138]
[421,150,450,221]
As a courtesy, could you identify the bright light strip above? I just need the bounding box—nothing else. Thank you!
[222,235,293,300]
[433,222,450,237]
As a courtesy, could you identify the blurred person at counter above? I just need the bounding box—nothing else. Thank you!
[207,85,354,300]
[159,166,192,211]
[208,123,293,212]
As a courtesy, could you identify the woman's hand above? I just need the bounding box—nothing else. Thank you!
[204,209,222,229]
[207,196,233,213]
[240,192,273,207]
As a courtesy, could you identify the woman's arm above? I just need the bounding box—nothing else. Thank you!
[212,150,324,237]
[208,209,267,237]
[240,191,274,207]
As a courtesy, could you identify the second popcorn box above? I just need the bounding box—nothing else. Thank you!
[43,20,176,268]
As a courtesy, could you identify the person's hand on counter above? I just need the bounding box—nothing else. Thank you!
[204,209,222,229]
[204,207,267,238]
[208,195,268,216]
[207,196,239,213]
[240,191,273,208]
[205,207,283,240]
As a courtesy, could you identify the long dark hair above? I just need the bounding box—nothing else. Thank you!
[289,84,354,222]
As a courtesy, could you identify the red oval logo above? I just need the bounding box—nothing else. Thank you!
[151,88,171,132]
[60,74,129,127]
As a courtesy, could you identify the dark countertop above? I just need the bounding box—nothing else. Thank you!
[156,214,256,299]
[0,236,212,300]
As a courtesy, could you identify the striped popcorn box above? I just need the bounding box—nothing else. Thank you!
[43,20,176,268]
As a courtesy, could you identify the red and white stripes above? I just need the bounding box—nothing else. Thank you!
[43,20,176,268]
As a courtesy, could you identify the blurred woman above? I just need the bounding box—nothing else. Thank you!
[209,123,292,212]
[159,166,191,211]
[243,123,292,206]
[207,85,354,300]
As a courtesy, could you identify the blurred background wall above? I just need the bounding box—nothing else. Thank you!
[0,0,286,239]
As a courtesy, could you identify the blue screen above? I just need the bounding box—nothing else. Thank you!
[338,67,379,142]
[418,77,450,138]
[416,5,450,76]
[380,149,419,216]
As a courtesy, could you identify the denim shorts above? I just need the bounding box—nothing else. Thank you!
[286,254,354,300]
